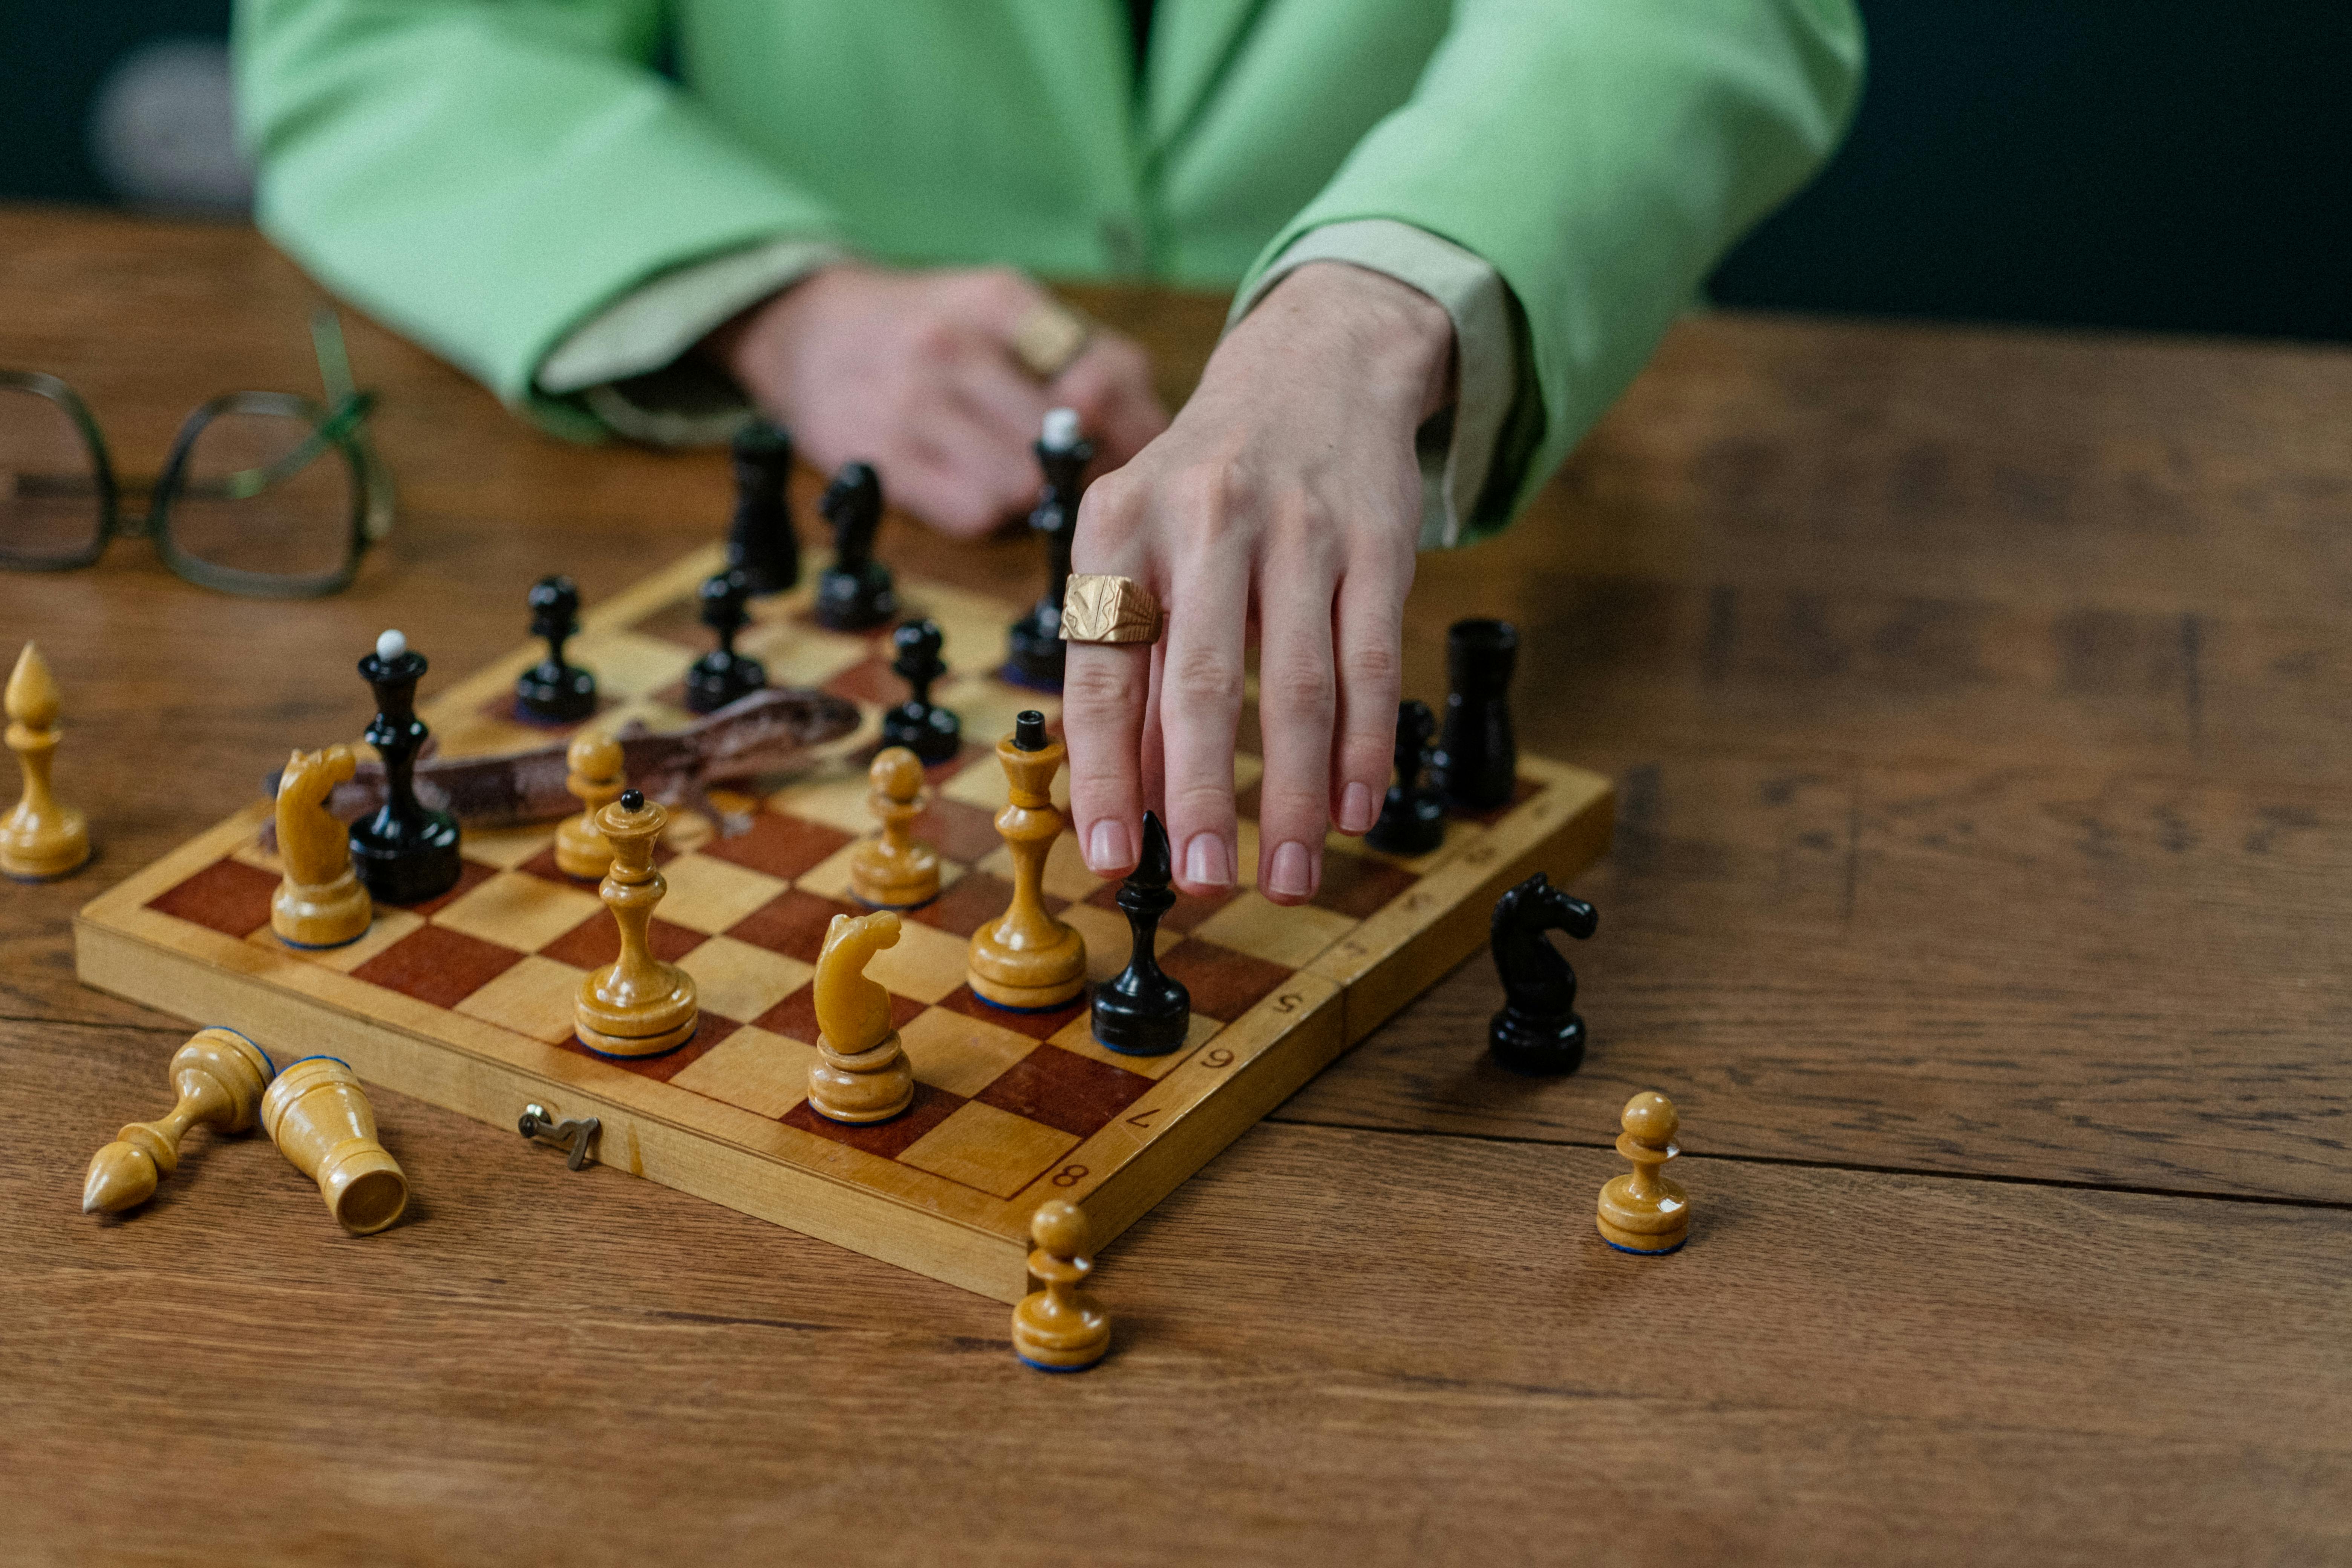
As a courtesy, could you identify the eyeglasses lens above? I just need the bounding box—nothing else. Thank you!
[0,386,104,566]
[170,408,356,581]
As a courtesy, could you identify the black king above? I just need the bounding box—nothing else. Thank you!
[351,629,462,903]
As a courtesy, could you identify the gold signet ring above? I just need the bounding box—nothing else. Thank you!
[1011,301,1092,381]
[1060,575,1165,645]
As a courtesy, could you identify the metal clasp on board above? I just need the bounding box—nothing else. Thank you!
[518,1102,600,1170]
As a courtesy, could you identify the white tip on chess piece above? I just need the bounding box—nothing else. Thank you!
[1041,407,1081,452]
[375,629,407,662]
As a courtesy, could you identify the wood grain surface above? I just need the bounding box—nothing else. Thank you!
[2,208,2347,1564]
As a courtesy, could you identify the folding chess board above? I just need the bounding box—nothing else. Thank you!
[76,545,1613,1299]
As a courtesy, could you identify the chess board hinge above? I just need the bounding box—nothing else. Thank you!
[518,1102,601,1170]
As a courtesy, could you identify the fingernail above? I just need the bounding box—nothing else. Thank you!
[1184,833,1233,888]
[1339,782,1376,834]
[1267,840,1314,899]
[1086,819,1132,873]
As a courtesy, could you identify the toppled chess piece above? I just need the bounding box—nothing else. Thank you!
[1433,617,1518,812]
[82,1027,276,1216]
[967,712,1086,1010]
[850,747,940,909]
[272,744,374,949]
[350,629,462,903]
[1091,811,1190,1055]
[815,461,896,631]
[1004,408,1090,691]
[1011,1198,1110,1372]
[262,1055,409,1235]
[2,640,91,881]
[1596,1091,1690,1255]
[1364,698,1444,856]
[726,420,799,595]
[684,568,768,715]
[879,619,960,764]
[573,790,700,1057]
[1487,871,1597,1075]
[514,574,597,723]
[554,730,626,880]
[807,910,916,1123]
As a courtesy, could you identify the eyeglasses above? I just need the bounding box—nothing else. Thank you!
[0,310,394,597]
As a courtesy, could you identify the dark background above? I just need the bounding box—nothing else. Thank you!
[4,0,2346,341]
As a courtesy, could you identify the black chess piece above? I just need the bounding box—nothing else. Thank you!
[1364,699,1446,855]
[815,461,896,630]
[513,574,597,723]
[1432,617,1518,813]
[726,420,799,595]
[879,619,961,763]
[1091,812,1191,1055]
[684,568,768,715]
[1004,410,1092,691]
[1487,872,1598,1074]
[349,630,462,903]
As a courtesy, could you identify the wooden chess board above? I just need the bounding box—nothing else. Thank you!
[74,545,1613,1300]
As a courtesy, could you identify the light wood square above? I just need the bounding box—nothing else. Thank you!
[790,840,863,901]
[454,954,590,1044]
[940,752,1071,814]
[767,766,874,838]
[897,1101,1079,1200]
[669,1026,817,1119]
[899,1006,1036,1096]
[1058,900,1178,986]
[974,830,1099,903]
[676,935,813,1023]
[1047,1009,1219,1080]
[579,629,699,699]
[653,853,789,934]
[228,836,283,875]
[863,917,973,1004]
[1193,890,1357,968]
[914,584,1012,671]
[433,871,604,952]
[939,678,1055,758]
[461,824,558,870]
[746,625,868,687]
[245,906,424,973]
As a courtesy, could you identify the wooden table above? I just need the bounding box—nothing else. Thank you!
[3,208,2346,1564]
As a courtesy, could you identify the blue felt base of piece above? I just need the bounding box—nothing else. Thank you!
[574,1025,697,1062]
[280,1053,354,1073]
[969,987,1087,1016]
[276,926,368,951]
[1604,1237,1687,1257]
[851,892,939,913]
[992,662,1065,696]
[1017,1355,1099,1373]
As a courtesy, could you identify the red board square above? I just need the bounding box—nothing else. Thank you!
[822,655,905,707]
[478,689,608,733]
[385,858,499,917]
[1311,854,1419,921]
[147,858,279,937]
[1156,939,1292,1022]
[753,983,925,1046]
[937,983,1088,1042]
[631,597,710,651]
[911,797,1003,864]
[538,912,707,970]
[554,1013,739,1082]
[696,811,852,881]
[1083,879,1235,934]
[908,872,1016,939]
[728,889,866,964]
[351,925,525,1009]
[974,1044,1152,1139]
[782,1080,964,1158]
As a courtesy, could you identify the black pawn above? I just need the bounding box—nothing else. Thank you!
[1433,618,1518,813]
[349,631,462,904]
[514,574,597,723]
[1005,413,1092,691]
[684,569,768,715]
[1092,812,1191,1056]
[1364,698,1445,856]
[880,619,961,763]
[1486,872,1598,1075]
[815,461,896,631]
[726,420,799,595]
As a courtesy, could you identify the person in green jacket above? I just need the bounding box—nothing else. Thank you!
[239,0,1862,908]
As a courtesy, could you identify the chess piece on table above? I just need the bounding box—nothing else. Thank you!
[1004,408,1091,691]
[262,1055,409,1235]
[850,747,940,909]
[807,910,916,1123]
[684,569,768,715]
[879,619,960,764]
[1487,872,1597,1075]
[81,1027,276,1216]
[814,461,896,631]
[1597,1091,1689,1255]
[1432,618,1518,813]
[1364,698,1445,856]
[350,630,462,903]
[574,790,700,1057]
[725,420,799,595]
[513,574,597,723]
[2,641,90,880]
[271,744,374,948]
[1091,811,1190,1055]
[968,711,1086,1010]
[554,730,627,880]
[1011,1198,1110,1371]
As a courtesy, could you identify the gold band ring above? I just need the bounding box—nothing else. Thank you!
[1060,574,1164,645]
[1011,300,1092,381]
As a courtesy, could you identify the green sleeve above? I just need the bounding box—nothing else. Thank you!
[234,0,843,438]
[1238,0,1866,541]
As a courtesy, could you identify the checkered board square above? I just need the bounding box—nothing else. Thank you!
[76,544,1612,1301]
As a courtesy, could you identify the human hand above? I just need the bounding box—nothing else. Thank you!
[706,263,1168,537]
[1061,262,1454,905]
